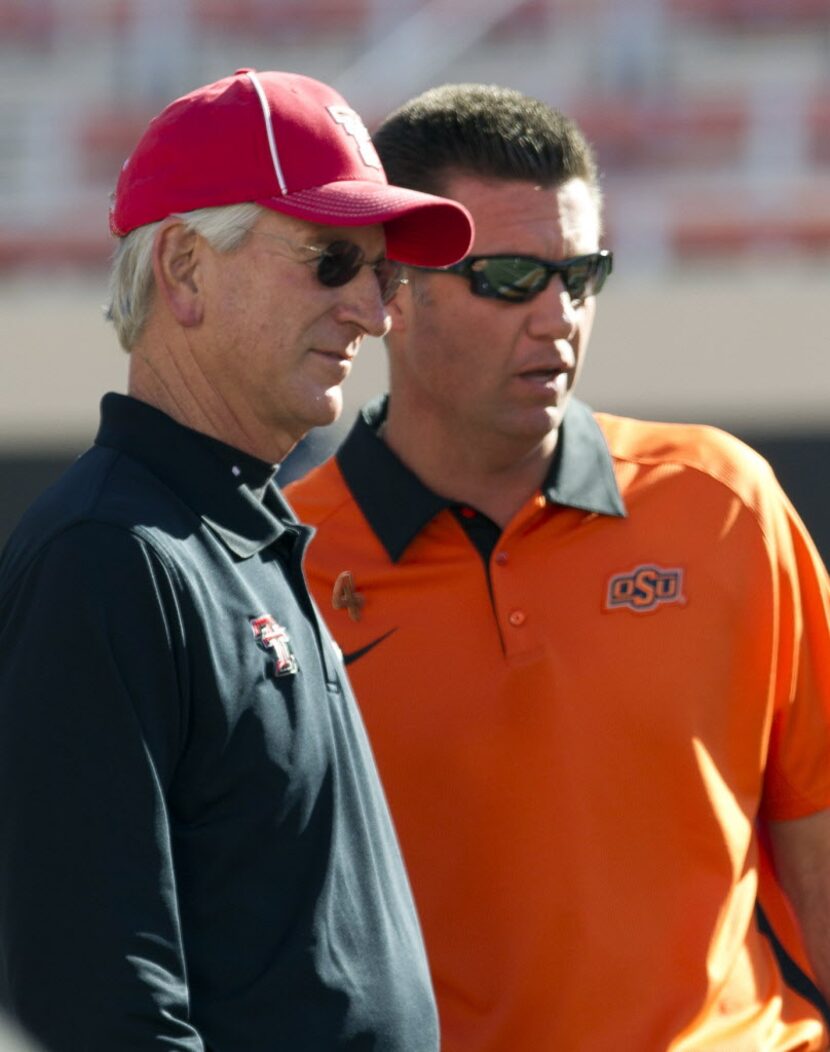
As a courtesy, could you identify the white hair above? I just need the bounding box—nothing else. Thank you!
[105,202,266,350]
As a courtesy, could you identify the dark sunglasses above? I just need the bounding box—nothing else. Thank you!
[302,240,406,304]
[247,230,406,304]
[418,249,613,304]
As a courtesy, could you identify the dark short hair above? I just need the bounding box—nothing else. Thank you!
[373,83,601,206]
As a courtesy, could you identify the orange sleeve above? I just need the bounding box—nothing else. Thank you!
[761,487,830,820]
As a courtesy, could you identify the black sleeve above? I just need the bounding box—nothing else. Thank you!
[0,522,204,1052]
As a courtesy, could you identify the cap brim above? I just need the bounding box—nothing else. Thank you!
[257,181,473,267]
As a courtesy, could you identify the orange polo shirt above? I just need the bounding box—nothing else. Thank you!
[287,398,830,1052]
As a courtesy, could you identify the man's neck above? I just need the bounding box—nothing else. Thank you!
[127,335,297,465]
[382,403,558,529]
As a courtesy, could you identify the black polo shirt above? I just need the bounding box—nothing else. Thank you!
[0,394,438,1052]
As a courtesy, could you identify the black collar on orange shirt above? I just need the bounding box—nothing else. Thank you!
[336,395,626,564]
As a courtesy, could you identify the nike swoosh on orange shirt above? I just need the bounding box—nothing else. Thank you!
[342,628,398,666]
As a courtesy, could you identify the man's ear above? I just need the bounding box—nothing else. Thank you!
[386,276,413,334]
[152,220,205,328]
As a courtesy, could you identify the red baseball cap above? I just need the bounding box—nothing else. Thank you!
[109,68,473,267]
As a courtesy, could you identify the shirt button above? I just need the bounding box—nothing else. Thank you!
[494,551,509,566]
[508,609,526,627]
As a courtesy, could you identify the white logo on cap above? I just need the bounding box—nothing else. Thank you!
[327,105,382,170]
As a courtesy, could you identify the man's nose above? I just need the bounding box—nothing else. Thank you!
[333,265,391,338]
[525,277,578,341]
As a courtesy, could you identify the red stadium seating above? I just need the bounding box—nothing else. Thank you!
[193,0,370,37]
[669,0,830,30]
[572,96,749,170]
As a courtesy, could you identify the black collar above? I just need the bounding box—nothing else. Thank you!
[336,396,626,563]
[95,393,292,559]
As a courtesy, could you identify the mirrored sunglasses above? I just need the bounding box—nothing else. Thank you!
[418,249,613,304]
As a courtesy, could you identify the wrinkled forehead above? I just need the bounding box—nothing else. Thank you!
[440,175,601,255]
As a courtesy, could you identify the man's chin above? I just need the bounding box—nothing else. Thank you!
[509,403,570,453]
[322,388,344,421]
[524,399,568,436]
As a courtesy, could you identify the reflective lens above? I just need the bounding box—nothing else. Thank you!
[307,240,405,303]
[424,250,613,304]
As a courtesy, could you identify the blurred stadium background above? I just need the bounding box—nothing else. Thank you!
[1,0,828,559]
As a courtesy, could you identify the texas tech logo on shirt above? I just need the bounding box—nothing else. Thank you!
[250,614,298,676]
[605,565,685,613]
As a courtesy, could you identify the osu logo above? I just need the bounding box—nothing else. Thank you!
[605,565,685,613]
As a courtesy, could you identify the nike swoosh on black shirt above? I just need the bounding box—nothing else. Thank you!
[342,628,398,666]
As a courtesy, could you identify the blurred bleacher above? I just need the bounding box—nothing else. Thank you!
[1,0,829,269]
[0,0,828,559]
